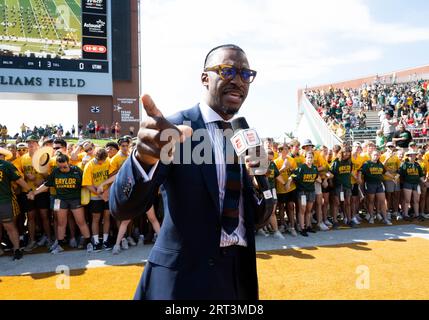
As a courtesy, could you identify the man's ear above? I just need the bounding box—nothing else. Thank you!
[201,72,209,88]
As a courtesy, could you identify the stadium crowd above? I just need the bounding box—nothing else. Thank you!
[305,80,429,139]
[259,137,429,239]
[2,128,429,260]
[0,135,161,260]
[12,120,132,142]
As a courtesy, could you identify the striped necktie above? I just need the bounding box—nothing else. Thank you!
[217,121,241,234]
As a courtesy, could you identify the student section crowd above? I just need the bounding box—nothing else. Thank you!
[260,137,429,239]
[1,132,429,261]
[0,136,160,260]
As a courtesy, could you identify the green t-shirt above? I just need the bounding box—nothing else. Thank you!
[376,136,386,151]
[399,162,423,185]
[360,161,385,184]
[0,160,21,204]
[330,159,352,189]
[45,166,83,200]
[267,161,280,189]
[293,164,319,192]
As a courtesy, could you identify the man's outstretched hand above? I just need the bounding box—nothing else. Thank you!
[136,95,193,168]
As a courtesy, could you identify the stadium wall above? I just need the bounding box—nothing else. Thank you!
[78,0,140,136]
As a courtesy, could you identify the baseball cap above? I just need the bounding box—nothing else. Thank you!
[25,135,39,142]
[17,142,28,149]
[301,139,315,148]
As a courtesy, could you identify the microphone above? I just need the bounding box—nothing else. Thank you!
[230,117,274,228]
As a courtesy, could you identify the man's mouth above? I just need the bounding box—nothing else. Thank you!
[223,89,244,104]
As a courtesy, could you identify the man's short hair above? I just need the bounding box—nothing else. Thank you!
[204,44,245,68]
[117,137,130,145]
[289,139,300,147]
[105,142,119,150]
[53,138,67,148]
[56,154,69,163]
[42,138,53,146]
[95,148,108,161]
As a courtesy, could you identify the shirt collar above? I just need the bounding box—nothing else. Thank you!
[199,101,239,125]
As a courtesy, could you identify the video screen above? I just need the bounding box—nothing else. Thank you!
[0,0,109,73]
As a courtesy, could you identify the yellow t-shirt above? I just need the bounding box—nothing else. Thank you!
[315,151,330,178]
[78,153,95,171]
[274,156,297,194]
[351,153,367,184]
[69,152,85,167]
[360,152,371,162]
[19,153,46,191]
[108,152,128,175]
[418,160,427,176]
[380,153,401,181]
[82,159,110,198]
[422,152,429,168]
[11,157,23,176]
[290,153,305,167]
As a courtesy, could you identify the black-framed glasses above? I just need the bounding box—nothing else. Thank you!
[204,64,257,83]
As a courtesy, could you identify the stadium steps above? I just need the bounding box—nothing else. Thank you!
[346,110,380,143]
[364,110,381,128]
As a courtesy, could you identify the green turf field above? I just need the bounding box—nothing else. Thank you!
[0,0,81,59]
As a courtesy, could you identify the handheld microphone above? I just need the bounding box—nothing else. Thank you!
[231,117,274,228]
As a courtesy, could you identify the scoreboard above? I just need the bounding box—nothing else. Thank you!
[0,0,112,95]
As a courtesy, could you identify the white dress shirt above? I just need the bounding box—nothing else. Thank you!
[131,102,247,248]
[199,102,247,247]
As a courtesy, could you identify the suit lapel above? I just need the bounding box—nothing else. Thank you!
[184,105,220,213]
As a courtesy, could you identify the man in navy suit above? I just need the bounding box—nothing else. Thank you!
[110,44,268,300]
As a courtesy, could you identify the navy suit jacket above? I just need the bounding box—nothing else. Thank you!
[110,104,264,300]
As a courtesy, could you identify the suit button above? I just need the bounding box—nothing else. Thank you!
[208,258,215,266]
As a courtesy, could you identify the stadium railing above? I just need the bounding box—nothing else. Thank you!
[297,93,343,148]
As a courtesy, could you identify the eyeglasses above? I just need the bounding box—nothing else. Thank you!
[204,64,257,83]
[53,147,62,150]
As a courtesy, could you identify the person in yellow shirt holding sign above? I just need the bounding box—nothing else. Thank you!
[380,142,401,221]
[82,148,111,252]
